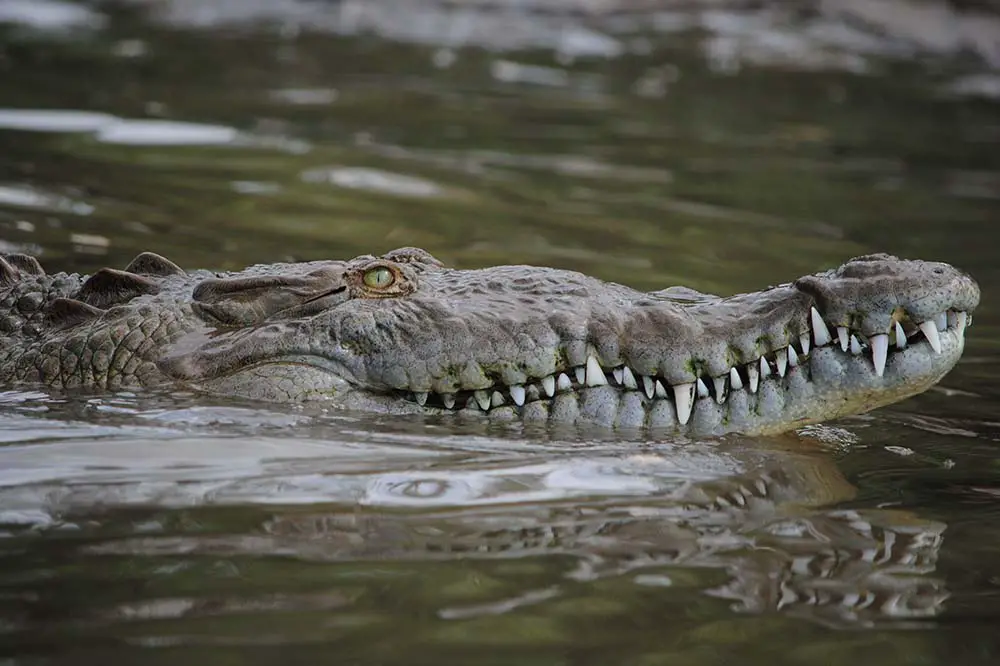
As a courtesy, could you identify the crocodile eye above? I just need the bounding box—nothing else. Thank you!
[363,266,395,289]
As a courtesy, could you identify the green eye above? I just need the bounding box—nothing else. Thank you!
[363,267,395,289]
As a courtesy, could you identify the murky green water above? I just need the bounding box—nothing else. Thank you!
[1,1,999,664]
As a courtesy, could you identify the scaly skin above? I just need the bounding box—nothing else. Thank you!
[0,248,980,435]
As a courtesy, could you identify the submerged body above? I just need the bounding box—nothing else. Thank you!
[0,249,979,436]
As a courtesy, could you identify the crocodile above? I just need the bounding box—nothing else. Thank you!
[0,248,979,436]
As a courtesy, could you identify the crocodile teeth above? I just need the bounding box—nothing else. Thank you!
[957,311,967,329]
[870,333,888,377]
[622,366,638,390]
[787,346,799,367]
[557,373,573,391]
[919,320,942,354]
[947,311,958,328]
[799,332,810,355]
[643,375,655,399]
[729,367,743,391]
[654,379,668,399]
[776,349,788,377]
[894,321,907,349]
[612,367,623,384]
[811,307,831,346]
[575,366,586,384]
[673,382,695,425]
[509,384,526,406]
[696,377,710,398]
[849,334,863,355]
[837,326,849,352]
[474,390,491,411]
[934,312,947,331]
[541,375,556,397]
[414,391,428,406]
[759,356,771,378]
[442,393,456,409]
[713,376,727,404]
[585,356,607,386]
[747,363,759,393]
[491,391,504,407]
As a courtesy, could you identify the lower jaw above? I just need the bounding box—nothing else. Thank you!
[340,326,966,437]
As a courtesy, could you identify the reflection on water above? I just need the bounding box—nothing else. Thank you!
[1,0,999,663]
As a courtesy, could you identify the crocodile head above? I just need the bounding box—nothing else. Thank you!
[158,248,979,435]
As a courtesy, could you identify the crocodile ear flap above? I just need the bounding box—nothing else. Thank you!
[47,298,106,329]
[76,268,161,309]
[124,252,185,277]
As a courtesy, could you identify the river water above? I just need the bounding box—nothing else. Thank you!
[0,1,999,664]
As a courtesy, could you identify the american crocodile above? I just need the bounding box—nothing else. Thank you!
[0,249,979,436]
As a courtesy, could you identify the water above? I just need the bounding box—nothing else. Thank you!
[1,1,999,663]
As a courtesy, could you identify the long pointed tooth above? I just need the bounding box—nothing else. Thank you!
[799,332,810,355]
[673,382,695,425]
[894,321,907,349]
[643,375,655,399]
[787,346,799,367]
[509,384,526,406]
[474,390,491,411]
[957,311,968,329]
[491,391,504,407]
[729,367,743,391]
[747,363,759,393]
[612,367,623,384]
[556,373,573,391]
[810,307,832,346]
[696,377,710,397]
[574,366,585,384]
[849,334,863,355]
[414,391,428,406]
[442,393,456,409]
[776,349,788,377]
[837,326,849,352]
[622,366,638,390]
[713,376,727,404]
[654,380,668,399]
[870,333,888,377]
[585,356,607,386]
[541,375,556,397]
[759,356,771,378]
[919,320,942,354]
[934,312,947,331]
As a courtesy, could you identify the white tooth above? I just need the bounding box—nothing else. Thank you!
[799,332,810,355]
[849,334,862,355]
[894,321,907,349]
[957,311,968,329]
[474,390,491,411]
[787,346,799,367]
[870,333,888,377]
[491,391,504,407]
[557,373,573,391]
[612,367,623,384]
[622,366,638,390]
[574,366,586,384]
[947,311,958,329]
[776,349,787,377]
[713,376,727,404]
[810,307,832,346]
[747,363,759,393]
[759,356,771,378]
[414,391,428,406]
[585,356,607,386]
[509,384,526,406]
[541,375,556,397]
[935,312,947,331]
[654,380,668,399]
[729,367,743,391]
[442,393,456,409]
[696,377,710,397]
[643,375,655,399]
[673,382,695,425]
[919,320,942,354]
[837,326,849,352]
